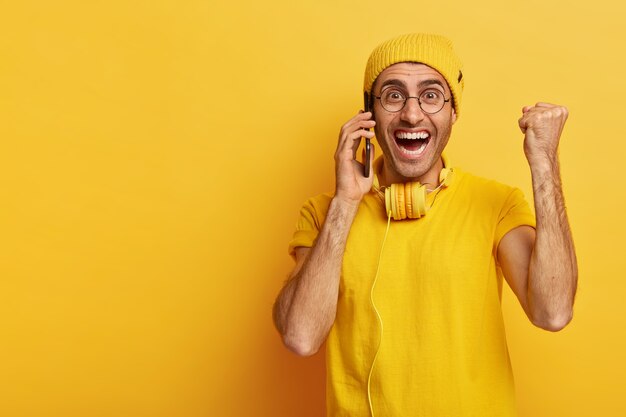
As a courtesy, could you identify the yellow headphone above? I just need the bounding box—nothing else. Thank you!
[372,162,454,220]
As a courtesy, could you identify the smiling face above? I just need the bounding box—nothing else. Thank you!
[372,62,457,186]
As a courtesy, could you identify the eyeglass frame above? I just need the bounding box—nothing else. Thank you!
[371,87,452,115]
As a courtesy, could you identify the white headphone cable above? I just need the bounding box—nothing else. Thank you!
[367,209,392,417]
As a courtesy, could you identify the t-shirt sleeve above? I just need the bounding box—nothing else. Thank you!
[287,194,331,260]
[494,187,536,252]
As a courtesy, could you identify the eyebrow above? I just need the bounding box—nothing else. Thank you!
[379,78,446,92]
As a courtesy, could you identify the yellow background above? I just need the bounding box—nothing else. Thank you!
[1,0,624,416]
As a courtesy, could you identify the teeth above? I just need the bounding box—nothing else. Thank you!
[400,140,428,156]
[395,131,430,140]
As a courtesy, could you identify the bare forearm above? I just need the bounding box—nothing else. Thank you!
[274,197,359,355]
[528,157,578,330]
[274,110,375,355]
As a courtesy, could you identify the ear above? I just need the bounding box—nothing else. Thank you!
[451,108,457,125]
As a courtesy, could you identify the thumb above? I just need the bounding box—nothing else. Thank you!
[518,117,527,134]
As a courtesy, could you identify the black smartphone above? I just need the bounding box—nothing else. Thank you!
[363,92,371,178]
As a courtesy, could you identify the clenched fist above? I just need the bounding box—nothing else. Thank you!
[518,102,568,167]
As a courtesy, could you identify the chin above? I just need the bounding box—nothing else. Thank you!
[396,151,436,175]
[398,166,430,181]
[386,157,429,182]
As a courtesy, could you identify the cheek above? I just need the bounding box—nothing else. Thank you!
[373,125,384,143]
[374,122,390,143]
[373,124,393,152]
[374,114,393,135]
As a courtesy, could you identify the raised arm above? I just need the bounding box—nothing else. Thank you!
[498,103,578,332]
[272,111,376,356]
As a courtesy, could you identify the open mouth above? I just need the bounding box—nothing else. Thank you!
[394,130,430,156]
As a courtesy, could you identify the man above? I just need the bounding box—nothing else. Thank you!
[272,33,577,416]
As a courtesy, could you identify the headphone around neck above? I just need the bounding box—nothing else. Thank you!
[371,160,454,220]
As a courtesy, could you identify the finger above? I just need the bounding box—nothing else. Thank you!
[348,111,372,123]
[522,105,532,113]
[518,117,527,134]
[337,120,376,148]
[350,130,374,158]
[354,119,376,129]
[346,114,374,131]
[340,128,375,148]
[525,104,569,121]
[535,102,557,108]
[338,129,374,159]
[339,113,374,141]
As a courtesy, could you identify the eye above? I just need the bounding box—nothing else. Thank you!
[421,89,443,103]
[383,89,405,103]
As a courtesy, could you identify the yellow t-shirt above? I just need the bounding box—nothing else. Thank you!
[288,163,535,417]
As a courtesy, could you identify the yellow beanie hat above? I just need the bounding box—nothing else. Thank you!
[363,33,464,117]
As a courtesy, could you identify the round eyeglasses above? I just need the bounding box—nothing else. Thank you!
[373,88,451,114]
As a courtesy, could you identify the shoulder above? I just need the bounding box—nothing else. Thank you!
[450,168,533,222]
[289,192,334,258]
[304,191,334,209]
[452,168,522,201]
[296,192,334,229]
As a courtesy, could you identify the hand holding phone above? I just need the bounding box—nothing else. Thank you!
[363,92,372,178]
[333,105,375,205]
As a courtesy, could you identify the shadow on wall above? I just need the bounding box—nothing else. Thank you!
[255,212,326,417]
[247,306,327,417]
[261,335,327,417]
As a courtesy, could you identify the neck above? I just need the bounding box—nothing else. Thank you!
[379,156,444,188]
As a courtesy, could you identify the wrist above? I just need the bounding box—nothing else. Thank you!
[529,157,562,193]
[527,153,559,175]
[331,194,362,214]
[333,189,364,207]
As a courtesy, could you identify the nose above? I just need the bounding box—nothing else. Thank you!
[400,97,425,125]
